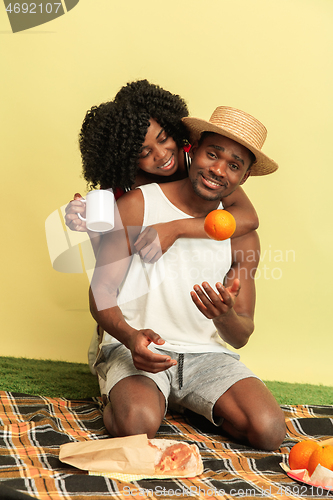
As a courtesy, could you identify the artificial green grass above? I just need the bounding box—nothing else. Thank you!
[0,356,100,399]
[0,356,332,405]
[264,381,333,406]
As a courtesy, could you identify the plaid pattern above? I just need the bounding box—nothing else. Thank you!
[0,391,333,499]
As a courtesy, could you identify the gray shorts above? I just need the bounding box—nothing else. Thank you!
[96,343,259,426]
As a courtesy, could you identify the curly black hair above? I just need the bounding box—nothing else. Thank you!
[79,80,190,191]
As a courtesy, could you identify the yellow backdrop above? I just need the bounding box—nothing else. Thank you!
[1,0,332,385]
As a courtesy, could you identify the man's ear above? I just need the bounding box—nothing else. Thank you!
[189,140,199,159]
[240,169,251,185]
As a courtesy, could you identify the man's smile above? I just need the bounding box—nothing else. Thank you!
[201,173,226,190]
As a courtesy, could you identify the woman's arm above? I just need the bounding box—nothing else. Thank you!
[222,186,259,236]
[134,186,258,262]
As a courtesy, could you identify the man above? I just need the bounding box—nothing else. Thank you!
[90,106,286,451]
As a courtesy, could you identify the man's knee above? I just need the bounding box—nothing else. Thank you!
[103,376,166,438]
[215,378,286,450]
[112,402,163,438]
[250,406,286,450]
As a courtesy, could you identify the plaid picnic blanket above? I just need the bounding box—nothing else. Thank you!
[0,391,333,500]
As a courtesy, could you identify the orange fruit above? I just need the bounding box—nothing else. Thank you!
[289,440,320,470]
[204,210,236,241]
[307,445,333,476]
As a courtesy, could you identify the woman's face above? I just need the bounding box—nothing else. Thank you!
[137,118,179,176]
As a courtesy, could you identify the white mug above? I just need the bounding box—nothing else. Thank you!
[78,189,114,232]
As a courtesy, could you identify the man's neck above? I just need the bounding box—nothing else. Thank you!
[159,178,221,218]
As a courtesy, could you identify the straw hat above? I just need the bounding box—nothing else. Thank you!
[182,106,278,176]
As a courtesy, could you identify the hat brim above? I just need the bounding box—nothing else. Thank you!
[182,117,278,176]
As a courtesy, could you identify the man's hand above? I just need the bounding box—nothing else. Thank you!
[127,328,177,373]
[190,279,241,320]
[190,278,253,349]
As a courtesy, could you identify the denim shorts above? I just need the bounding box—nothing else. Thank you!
[95,343,259,425]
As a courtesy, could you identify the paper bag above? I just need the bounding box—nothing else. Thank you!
[59,434,155,474]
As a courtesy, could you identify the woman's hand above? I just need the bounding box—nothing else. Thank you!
[134,222,177,263]
[65,193,87,232]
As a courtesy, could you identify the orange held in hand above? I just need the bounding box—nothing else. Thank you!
[204,210,236,241]
[307,445,333,476]
[288,440,320,470]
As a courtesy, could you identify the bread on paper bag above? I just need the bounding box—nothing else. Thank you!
[59,434,203,477]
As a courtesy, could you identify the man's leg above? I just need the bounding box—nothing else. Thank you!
[103,375,166,439]
[213,377,286,451]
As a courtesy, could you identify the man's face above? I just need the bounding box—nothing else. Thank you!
[189,133,252,201]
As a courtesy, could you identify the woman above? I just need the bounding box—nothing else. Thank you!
[66,80,258,260]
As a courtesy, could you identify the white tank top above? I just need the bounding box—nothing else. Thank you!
[108,183,239,357]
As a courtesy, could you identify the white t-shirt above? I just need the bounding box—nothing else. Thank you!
[104,183,238,358]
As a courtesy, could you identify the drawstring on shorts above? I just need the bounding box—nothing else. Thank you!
[178,353,184,390]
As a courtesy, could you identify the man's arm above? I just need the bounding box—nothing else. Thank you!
[89,189,176,372]
[190,230,260,349]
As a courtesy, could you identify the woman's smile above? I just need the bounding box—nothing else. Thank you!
[158,154,175,171]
